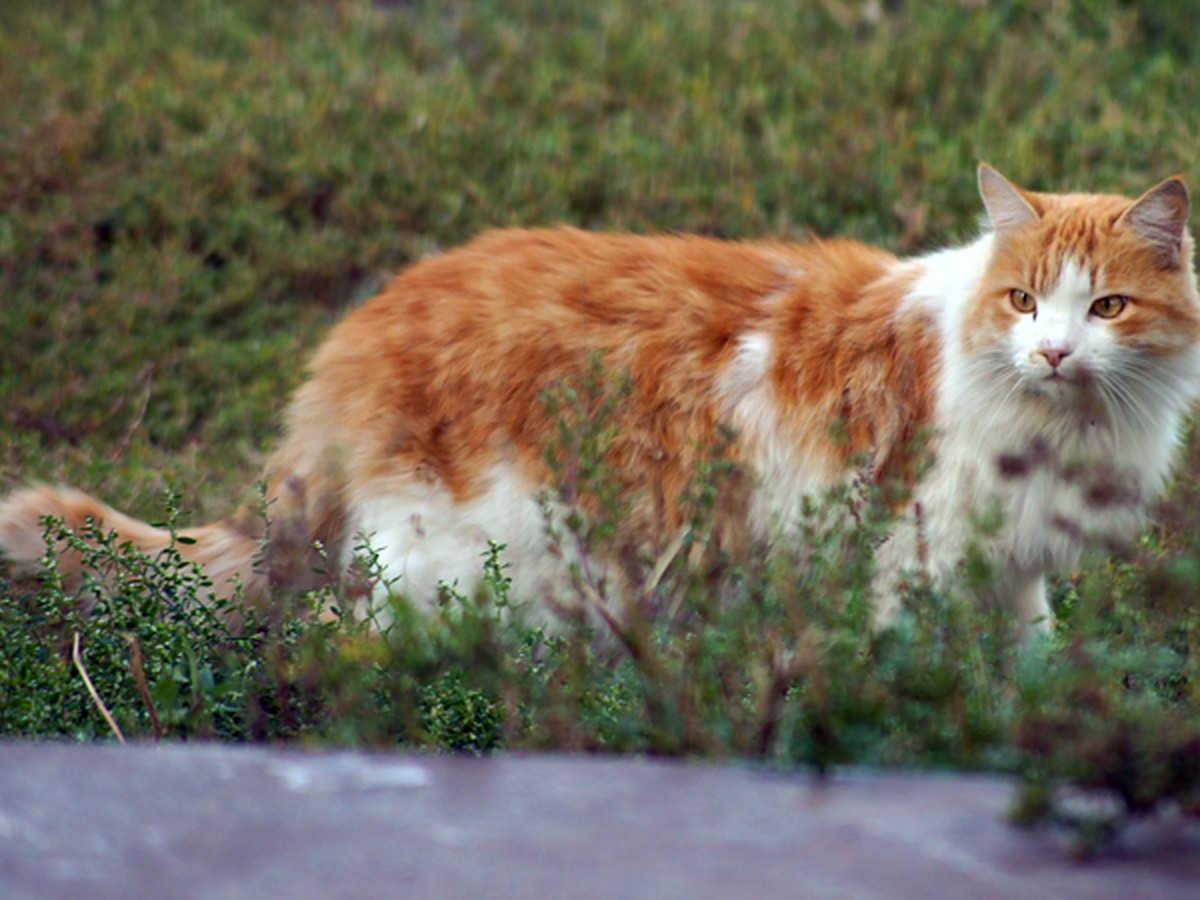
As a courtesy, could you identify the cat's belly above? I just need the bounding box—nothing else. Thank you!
[347,463,575,620]
[341,420,1157,628]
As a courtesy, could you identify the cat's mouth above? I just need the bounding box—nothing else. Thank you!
[1038,368,1095,395]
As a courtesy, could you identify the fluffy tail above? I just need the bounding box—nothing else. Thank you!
[0,485,267,601]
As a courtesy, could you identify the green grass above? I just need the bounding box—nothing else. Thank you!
[3,0,1200,851]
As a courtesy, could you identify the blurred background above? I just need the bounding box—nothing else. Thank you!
[3,0,1196,521]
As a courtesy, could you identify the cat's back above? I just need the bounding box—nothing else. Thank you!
[341,227,786,344]
[323,226,901,374]
[283,226,908,503]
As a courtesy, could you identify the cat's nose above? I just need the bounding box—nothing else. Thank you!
[1038,347,1071,369]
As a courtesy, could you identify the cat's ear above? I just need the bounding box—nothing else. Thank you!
[1117,177,1190,259]
[978,164,1040,231]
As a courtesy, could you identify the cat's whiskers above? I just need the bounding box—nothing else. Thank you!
[1103,357,1189,424]
[1094,356,1193,442]
[980,379,1027,436]
[956,349,1024,436]
[1090,377,1137,441]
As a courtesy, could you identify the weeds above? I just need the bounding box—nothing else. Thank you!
[5,358,1199,851]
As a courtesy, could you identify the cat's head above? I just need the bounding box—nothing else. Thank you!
[964,164,1200,419]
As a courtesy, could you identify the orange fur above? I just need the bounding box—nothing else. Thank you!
[967,189,1200,355]
[271,231,936,554]
[0,485,263,599]
[2,229,927,606]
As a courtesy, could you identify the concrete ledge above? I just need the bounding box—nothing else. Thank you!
[1,743,1197,898]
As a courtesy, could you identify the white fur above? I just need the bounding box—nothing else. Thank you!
[873,239,1200,629]
[350,462,569,621]
[717,331,837,536]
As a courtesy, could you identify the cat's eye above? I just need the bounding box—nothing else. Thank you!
[1009,289,1036,314]
[1090,295,1129,319]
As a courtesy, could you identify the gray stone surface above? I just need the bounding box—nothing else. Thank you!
[0,743,1197,899]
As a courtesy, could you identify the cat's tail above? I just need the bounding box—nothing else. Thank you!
[0,484,267,602]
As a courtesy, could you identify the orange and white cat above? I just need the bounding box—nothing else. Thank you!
[3,165,1198,631]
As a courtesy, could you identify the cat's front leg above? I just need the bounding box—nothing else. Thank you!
[1011,572,1053,636]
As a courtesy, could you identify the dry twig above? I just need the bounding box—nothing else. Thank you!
[124,633,164,740]
[72,632,126,744]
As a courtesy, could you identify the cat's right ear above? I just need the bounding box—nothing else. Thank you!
[978,164,1040,231]
[1116,177,1190,260]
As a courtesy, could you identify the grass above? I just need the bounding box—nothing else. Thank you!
[3,0,1200,851]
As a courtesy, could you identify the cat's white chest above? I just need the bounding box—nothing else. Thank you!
[908,414,1170,590]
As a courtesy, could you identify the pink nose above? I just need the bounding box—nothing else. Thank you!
[1039,347,1070,369]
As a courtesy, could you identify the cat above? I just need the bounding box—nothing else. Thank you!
[2,164,1198,633]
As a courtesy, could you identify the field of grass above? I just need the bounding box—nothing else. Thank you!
[3,0,1200,847]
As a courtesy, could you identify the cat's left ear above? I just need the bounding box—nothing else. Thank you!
[1117,177,1190,260]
